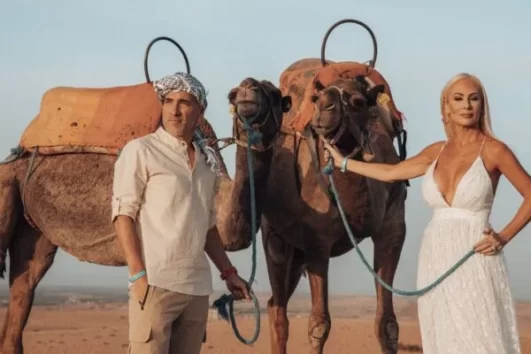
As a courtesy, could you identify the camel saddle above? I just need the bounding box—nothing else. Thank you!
[283,61,407,164]
[290,61,404,133]
[19,83,162,155]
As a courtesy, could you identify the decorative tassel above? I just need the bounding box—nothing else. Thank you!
[193,128,223,176]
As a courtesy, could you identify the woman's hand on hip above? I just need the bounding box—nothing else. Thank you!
[473,227,508,256]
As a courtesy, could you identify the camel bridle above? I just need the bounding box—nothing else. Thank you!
[213,82,281,153]
[311,85,367,160]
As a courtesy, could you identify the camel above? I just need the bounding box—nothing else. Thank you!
[224,20,408,354]
[0,70,290,353]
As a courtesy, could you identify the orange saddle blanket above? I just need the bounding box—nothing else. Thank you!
[281,61,403,133]
[19,83,162,155]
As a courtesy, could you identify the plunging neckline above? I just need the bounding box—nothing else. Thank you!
[431,154,480,208]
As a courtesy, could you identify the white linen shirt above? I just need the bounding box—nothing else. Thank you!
[111,126,219,296]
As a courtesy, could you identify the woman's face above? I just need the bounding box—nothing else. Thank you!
[444,78,483,129]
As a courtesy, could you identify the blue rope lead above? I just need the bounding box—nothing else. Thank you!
[322,159,476,296]
[212,120,262,345]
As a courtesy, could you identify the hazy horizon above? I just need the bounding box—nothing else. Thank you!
[1,0,530,302]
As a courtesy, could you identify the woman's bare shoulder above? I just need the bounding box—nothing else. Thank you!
[483,137,511,158]
[417,140,446,159]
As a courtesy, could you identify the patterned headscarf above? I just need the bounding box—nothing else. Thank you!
[152,72,223,176]
[153,72,208,109]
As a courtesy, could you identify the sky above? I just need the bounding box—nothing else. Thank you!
[1,0,530,301]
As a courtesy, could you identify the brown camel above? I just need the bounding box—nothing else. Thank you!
[267,60,407,354]
[0,77,290,354]
[225,21,409,353]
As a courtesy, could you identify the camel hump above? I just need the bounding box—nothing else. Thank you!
[19,83,162,155]
[282,61,404,134]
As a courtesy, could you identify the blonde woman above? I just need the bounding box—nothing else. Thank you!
[324,73,531,353]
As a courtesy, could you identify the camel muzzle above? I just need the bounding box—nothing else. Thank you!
[235,101,261,122]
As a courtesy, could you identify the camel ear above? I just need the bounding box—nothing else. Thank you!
[227,88,238,102]
[366,84,385,105]
[281,96,292,112]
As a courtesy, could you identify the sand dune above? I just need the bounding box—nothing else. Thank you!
[1,293,530,353]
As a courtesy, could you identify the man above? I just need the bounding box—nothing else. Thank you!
[112,72,251,354]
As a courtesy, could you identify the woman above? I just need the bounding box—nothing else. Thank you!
[324,73,531,353]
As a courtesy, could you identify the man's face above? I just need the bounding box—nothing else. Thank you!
[161,91,203,139]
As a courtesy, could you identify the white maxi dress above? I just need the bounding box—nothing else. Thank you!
[417,140,521,354]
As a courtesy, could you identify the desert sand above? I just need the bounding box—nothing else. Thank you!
[1,291,530,354]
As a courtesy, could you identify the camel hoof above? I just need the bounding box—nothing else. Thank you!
[386,320,399,341]
[384,320,399,353]
[308,318,330,349]
[0,344,23,354]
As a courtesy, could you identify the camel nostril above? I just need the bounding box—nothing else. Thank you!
[236,102,259,119]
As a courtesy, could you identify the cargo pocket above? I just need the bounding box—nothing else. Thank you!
[129,284,152,308]
[128,286,154,344]
[129,318,152,344]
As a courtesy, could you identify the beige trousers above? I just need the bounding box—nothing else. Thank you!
[127,285,209,354]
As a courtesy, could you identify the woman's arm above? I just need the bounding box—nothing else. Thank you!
[323,140,444,183]
[492,141,531,244]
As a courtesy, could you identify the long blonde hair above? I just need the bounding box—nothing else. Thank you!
[440,73,495,139]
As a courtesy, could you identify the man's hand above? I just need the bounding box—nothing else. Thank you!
[225,273,251,301]
[130,276,149,304]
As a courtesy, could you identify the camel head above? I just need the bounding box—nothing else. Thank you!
[309,76,385,159]
[228,78,291,151]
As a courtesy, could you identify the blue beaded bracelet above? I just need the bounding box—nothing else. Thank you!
[129,270,146,283]
[340,157,348,173]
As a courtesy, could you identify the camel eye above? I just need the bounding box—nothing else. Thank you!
[324,103,336,111]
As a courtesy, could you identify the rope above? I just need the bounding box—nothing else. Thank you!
[322,160,476,296]
[212,120,262,345]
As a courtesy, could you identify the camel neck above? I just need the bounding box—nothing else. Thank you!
[231,144,273,221]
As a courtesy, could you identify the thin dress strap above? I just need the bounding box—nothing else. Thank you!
[436,140,448,159]
[478,136,487,155]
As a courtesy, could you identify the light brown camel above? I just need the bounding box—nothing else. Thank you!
[225,21,408,354]
[0,76,290,354]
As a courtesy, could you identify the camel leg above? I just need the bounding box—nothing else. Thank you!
[263,220,304,354]
[305,243,331,354]
[0,221,57,354]
[371,217,406,354]
[0,175,21,278]
[0,306,11,349]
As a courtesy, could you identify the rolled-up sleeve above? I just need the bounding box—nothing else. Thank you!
[208,175,221,229]
[111,139,148,222]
